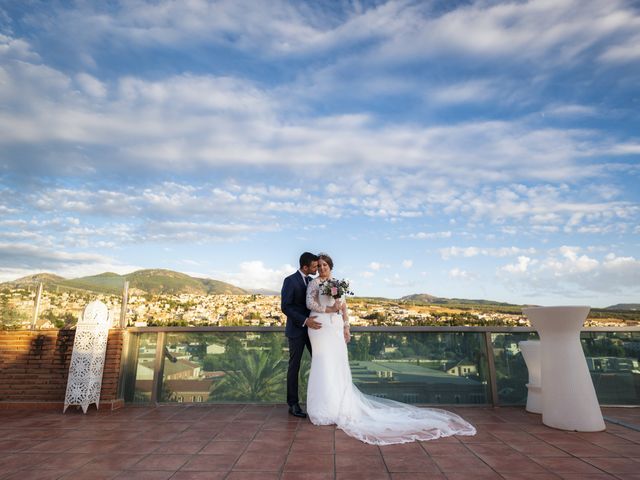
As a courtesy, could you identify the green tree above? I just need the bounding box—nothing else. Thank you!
[210,347,286,401]
[0,295,28,330]
[349,334,371,361]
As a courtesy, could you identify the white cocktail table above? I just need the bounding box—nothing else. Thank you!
[518,340,542,414]
[523,306,605,432]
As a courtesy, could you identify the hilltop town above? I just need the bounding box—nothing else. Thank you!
[1,285,634,330]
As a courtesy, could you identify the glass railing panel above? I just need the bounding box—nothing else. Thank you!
[120,328,640,406]
[493,331,640,406]
[581,331,640,405]
[128,332,158,403]
[348,331,491,404]
[159,331,301,403]
[133,330,492,404]
[491,332,539,405]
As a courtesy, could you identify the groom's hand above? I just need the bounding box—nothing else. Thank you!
[306,316,322,330]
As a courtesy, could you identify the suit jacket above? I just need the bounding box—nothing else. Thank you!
[281,271,310,338]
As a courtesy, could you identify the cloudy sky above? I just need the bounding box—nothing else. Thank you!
[1,0,639,306]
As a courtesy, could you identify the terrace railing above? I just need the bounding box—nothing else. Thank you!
[120,326,640,407]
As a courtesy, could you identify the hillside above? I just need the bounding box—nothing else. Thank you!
[400,293,519,307]
[62,272,127,294]
[400,293,441,303]
[2,269,246,296]
[9,273,66,287]
[605,304,640,311]
[197,277,249,295]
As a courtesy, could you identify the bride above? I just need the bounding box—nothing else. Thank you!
[305,253,476,445]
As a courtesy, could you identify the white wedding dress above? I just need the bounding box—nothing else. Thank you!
[305,278,476,445]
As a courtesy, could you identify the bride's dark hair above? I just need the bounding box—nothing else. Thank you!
[317,253,333,270]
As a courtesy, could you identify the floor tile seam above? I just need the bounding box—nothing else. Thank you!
[190,430,219,455]
[42,453,106,479]
[130,451,192,472]
[226,407,274,475]
[582,455,640,474]
[456,436,478,462]
[528,453,619,476]
[0,453,57,471]
[603,417,640,434]
[598,443,640,458]
[613,474,634,480]
[577,435,639,449]
[276,415,308,478]
[485,452,567,476]
[551,441,626,460]
[461,446,508,477]
[166,469,188,480]
[378,445,392,474]
[331,425,337,476]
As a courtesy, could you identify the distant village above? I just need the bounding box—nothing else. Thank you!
[0,286,630,329]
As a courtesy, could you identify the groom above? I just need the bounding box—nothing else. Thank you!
[281,252,322,418]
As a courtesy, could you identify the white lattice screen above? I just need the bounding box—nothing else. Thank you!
[63,301,110,413]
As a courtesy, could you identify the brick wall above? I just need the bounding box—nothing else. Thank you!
[0,329,125,409]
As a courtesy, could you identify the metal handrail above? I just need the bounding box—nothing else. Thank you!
[126,325,640,333]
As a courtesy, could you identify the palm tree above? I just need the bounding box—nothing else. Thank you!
[209,347,287,402]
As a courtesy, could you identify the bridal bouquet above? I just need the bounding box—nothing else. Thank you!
[319,278,354,299]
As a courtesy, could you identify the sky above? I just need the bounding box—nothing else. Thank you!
[0,0,639,307]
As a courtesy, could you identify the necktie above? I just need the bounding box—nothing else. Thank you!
[305,276,311,286]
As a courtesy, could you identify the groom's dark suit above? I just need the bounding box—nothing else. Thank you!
[281,271,313,407]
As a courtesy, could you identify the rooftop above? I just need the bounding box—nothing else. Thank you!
[1,405,639,479]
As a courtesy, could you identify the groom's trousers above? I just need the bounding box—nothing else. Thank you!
[287,333,312,406]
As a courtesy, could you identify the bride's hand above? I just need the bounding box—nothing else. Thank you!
[327,301,341,313]
[343,327,351,343]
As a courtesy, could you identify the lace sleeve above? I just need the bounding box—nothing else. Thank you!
[341,296,350,327]
[306,279,326,313]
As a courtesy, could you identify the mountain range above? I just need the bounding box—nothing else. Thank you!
[399,293,520,307]
[2,270,637,310]
[3,269,247,295]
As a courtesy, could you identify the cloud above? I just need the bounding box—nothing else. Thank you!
[0,242,139,281]
[440,246,537,260]
[215,261,294,291]
[0,33,40,61]
[408,231,452,240]
[429,79,500,105]
[142,221,277,243]
[402,260,413,269]
[373,0,640,68]
[610,143,640,155]
[443,184,638,229]
[75,73,107,98]
[1,32,637,188]
[384,273,417,288]
[37,0,640,72]
[449,268,474,280]
[498,247,640,295]
[544,104,598,117]
[500,256,537,274]
[600,34,640,63]
[2,176,635,252]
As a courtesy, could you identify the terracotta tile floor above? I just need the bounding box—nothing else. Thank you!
[0,405,638,479]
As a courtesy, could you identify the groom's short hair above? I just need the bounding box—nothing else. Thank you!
[299,252,318,268]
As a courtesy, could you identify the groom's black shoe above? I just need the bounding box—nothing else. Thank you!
[288,403,307,418]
